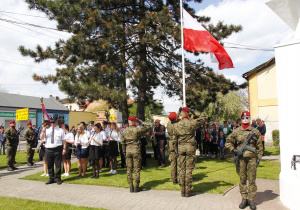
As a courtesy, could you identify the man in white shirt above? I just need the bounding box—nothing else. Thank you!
[40,116,66,185]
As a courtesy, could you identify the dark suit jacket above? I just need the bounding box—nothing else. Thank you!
[154,124,166,142]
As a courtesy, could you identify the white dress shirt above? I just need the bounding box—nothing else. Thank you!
[45,125,65,149]
[109,130,121,142]
[90,131,106,146]
[105,127,111,138]
[75,133,89,149]
[65,131,75,144]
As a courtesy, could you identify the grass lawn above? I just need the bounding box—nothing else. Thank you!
[264,146,280,156]
[22,155,280,194]
[0,196,105,210]
[0,150,40,169]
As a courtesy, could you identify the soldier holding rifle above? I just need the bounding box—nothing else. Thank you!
[23,122,37,166]
[121,116,151,193]
[225,111,263,210]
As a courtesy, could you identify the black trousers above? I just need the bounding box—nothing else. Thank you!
[203,141,209,155]
[156,140,166,165]
[46,146,63,181]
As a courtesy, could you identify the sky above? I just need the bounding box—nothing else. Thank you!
[0,0,295,114]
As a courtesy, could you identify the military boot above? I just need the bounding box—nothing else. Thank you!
[239,199,248,209]
[130,183,134,193]
[7,166,14,171]
[185,191,196,197]
[12,166,18,170]
[248,200,256,210]
[173,179,178,185]
[134,184,140,193]
[181,185,186,197]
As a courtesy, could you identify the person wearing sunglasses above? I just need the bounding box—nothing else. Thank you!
[225,111,263,210]
[40,116,66,185]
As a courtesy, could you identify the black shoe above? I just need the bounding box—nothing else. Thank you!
[12,166,18,170]
[94,175,99,179]
[27,163,31,166]
[7,167,14,171]
[239,199,248,209]
[45,180,55,185]
[248,200,256,210]
[56,180,62,185]
[185,191,196,197]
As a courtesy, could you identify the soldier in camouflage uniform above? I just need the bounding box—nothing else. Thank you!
[174,107,204,197]
[167,112,178,184]
[121,116,151,193]
[225,111,263,210]
[23,122,37,166]
[4,120,19,171]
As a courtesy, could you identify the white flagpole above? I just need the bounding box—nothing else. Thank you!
[180,0,186,107]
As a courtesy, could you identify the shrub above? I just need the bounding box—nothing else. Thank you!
[272,129,280,146]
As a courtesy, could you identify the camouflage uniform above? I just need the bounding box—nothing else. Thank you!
[225,126,263,201]
[23,128,36,165]
[174,117,204,195]
[4,127,19,168]
[121,122,151,191]
[167,121,178,184]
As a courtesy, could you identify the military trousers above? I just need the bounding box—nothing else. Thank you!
[6,144,17,167]
[26,142,35,163]
[125,145,141,186]
[168,140,178,182]
[238,157,257,200]
[177,144,196,191]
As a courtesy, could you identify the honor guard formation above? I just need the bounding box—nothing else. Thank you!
[1,108,267,210]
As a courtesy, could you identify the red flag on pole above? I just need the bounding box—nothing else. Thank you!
[183,9,234,70]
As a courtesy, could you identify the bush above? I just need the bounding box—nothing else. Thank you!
[272,129,280,146]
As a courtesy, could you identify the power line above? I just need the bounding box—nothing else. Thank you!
[0,10,48,18]
[0,59,53,70]
[224,46,274,51]
[224,42,274,51]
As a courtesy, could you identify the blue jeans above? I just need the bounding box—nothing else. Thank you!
[0,141,5,155]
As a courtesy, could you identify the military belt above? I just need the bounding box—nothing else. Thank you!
[179,142,194,146]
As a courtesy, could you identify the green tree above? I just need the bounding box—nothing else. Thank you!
[129,101,164,122]
[203,90,248,122]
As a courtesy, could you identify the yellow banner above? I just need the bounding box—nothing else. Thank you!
[16,108,29,121]
[110,115,114,121]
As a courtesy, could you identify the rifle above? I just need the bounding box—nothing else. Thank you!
[231,129,257,167]
[16,126,24,136]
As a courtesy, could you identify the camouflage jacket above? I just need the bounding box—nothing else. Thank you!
[23,128,36,144]
[225,125,263,159]
[121,122,151,150]
[167,121,177,142]
[4,127,18,146]
[174,117,204,144]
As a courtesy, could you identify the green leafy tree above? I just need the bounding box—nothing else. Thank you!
[129,101,164,122]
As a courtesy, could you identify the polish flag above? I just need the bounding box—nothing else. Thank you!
[183,9,234,70]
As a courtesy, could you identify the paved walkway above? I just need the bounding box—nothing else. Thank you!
[0,156,287,210]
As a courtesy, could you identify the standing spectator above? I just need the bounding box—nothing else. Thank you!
[195,126,202,154]
[39,123,49,177]
[153,119,167,167]
[75,125,89,177]
[231,121,238,132]
[209,124,214,155]
[108,123,121,174]
[62,124,74,177]
[202,124,210,156]
[219,131,226,159]
[222,121,231,157]
[4,120,19,171]
[251,119,257,128]
[23,122,37,166]
[211,123,221,158]
[40,117,66,185]
[227,119,232,129]
[237,118,242,127]
[256,117,266,155]
[0,127,6,155]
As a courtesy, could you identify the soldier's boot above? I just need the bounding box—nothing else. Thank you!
[129,183,134,193]
[7,166,14,171]
[134,183,140,193]
[12,166,18,170]
[173,179,178,185]
[239,199,248,209]
[181,185,186,197]
[248,200,256,210]
[27,162,31,166]
[185,191,196,197]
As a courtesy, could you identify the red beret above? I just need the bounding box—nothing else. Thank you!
[27,122,32,126]
[181,107,189,113]
[61,124,64,128]
[10,120,15,124]
[241,111,250,117]
[128,116,137,121]
[169,112,177,121]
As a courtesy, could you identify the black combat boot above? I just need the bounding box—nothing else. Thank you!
[185,191,196,197]
[134,183,140,192]
[239,199,248,209]
[130,183,134,193]
[7,166,14,171]
[181,185,186,197]
[248,200,256,210]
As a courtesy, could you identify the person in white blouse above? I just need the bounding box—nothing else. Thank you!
[75,125,89,177]
[89,123,106,178]
[108,123,122,174]
[62,124,74,177]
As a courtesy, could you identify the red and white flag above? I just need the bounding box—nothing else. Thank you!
[183,9,234,70]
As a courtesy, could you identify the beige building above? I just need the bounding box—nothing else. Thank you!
[242,57,279,143]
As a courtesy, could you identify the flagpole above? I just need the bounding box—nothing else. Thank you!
[180,0,186,107]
